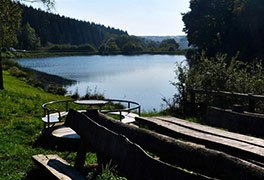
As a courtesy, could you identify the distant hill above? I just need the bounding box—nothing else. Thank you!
[140,36,189,49]
[20,5,128,47]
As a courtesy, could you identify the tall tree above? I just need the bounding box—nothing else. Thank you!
[182,0,264,61]
[0,0,54,90]
[183,0,234,57]
[0,0,21,90]
[17,22,41,50]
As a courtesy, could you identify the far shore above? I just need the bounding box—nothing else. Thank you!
[3,49,187,59]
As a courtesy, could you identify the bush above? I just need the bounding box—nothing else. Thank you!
[2,59,21,70]
[169,53,264,115]
[8,66,27,78]
[185,54,264,94]
[47,86,67,95]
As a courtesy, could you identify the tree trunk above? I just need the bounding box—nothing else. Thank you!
[0,51,4,90]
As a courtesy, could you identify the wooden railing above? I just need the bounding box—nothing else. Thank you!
[186,88,264,114]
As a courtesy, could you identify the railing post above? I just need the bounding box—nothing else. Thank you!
[66,101,69,112]
[248,94,255,113]
[128,102,131,113]
[119,111,122,121]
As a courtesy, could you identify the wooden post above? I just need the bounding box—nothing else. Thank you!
[74,138,87,171]
[248,94,255,113]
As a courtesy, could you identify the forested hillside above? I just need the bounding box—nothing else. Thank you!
[20,4,127,47]
[13,4,181,54]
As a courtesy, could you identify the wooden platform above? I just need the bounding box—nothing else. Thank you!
[105,111,139,124]
[52,126,80,139]
[136,116,264,166]
[42,111,68,128]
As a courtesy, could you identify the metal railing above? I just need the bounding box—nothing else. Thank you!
[41,99,141,125]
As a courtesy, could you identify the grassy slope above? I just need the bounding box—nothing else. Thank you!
[0,71,70,179]
[0,71,125,180]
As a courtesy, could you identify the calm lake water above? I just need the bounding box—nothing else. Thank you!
[17,55,185,111]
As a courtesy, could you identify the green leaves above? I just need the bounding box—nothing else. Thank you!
[0,0,21,49]
[183,0,264,61]
[179,53,264,95]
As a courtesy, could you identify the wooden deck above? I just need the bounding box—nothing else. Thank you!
[136,116,264,166]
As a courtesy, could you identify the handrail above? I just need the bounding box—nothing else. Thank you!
[187,88,264,113]
[41,99,141,124]
[188,88,264,99]
[42,99,74,115]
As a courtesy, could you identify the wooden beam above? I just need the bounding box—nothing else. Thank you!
[65,109,207,179]
[78,111,264,179]
[136,116,264,166]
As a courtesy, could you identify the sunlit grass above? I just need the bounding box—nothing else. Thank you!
[0,71,125,179]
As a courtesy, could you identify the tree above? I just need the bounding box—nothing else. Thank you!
[17,22,41,50]
[0,0,54,90]
[183,0,264,61]
[0,0,22,90]
[159,38,179,51]
[182,0,234,58]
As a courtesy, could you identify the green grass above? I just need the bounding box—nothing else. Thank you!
[0,71,68,179]
[0,71,124,179]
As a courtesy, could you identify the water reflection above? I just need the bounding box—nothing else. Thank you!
[17,55,185,111]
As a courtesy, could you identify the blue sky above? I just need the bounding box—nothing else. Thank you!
[26,0,190,36]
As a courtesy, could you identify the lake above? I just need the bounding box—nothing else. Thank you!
[17,55,185,112]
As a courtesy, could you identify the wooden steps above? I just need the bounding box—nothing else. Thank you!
[64,109,207,179]
[136,116,264,165]
[32,154,86,180]
[33,110,264,179]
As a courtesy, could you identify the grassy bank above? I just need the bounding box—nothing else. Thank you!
[0,71,124,179]
[0,71,70,179]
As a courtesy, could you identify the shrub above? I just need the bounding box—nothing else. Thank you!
[169,53,264,115]
[8,66,27,78]
[47,86,67,95]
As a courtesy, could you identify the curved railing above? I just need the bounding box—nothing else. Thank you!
[42,99,74,114]
[41,99,141,127]
[103,99,141,114]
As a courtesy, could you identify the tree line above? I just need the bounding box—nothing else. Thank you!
[19,4,127,48]
[16,4,180,54]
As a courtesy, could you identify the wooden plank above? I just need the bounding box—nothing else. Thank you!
[136,116,264,164]
[42,112,68,123]
[66,110,264,179]
[32,154,86,180]
[154,116,264,148]
[104,111,138,124]
[65,109,206,180]
[51,127,80,139]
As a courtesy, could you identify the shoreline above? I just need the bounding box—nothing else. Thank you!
[4,49,187,59]
[23,67,76,89]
